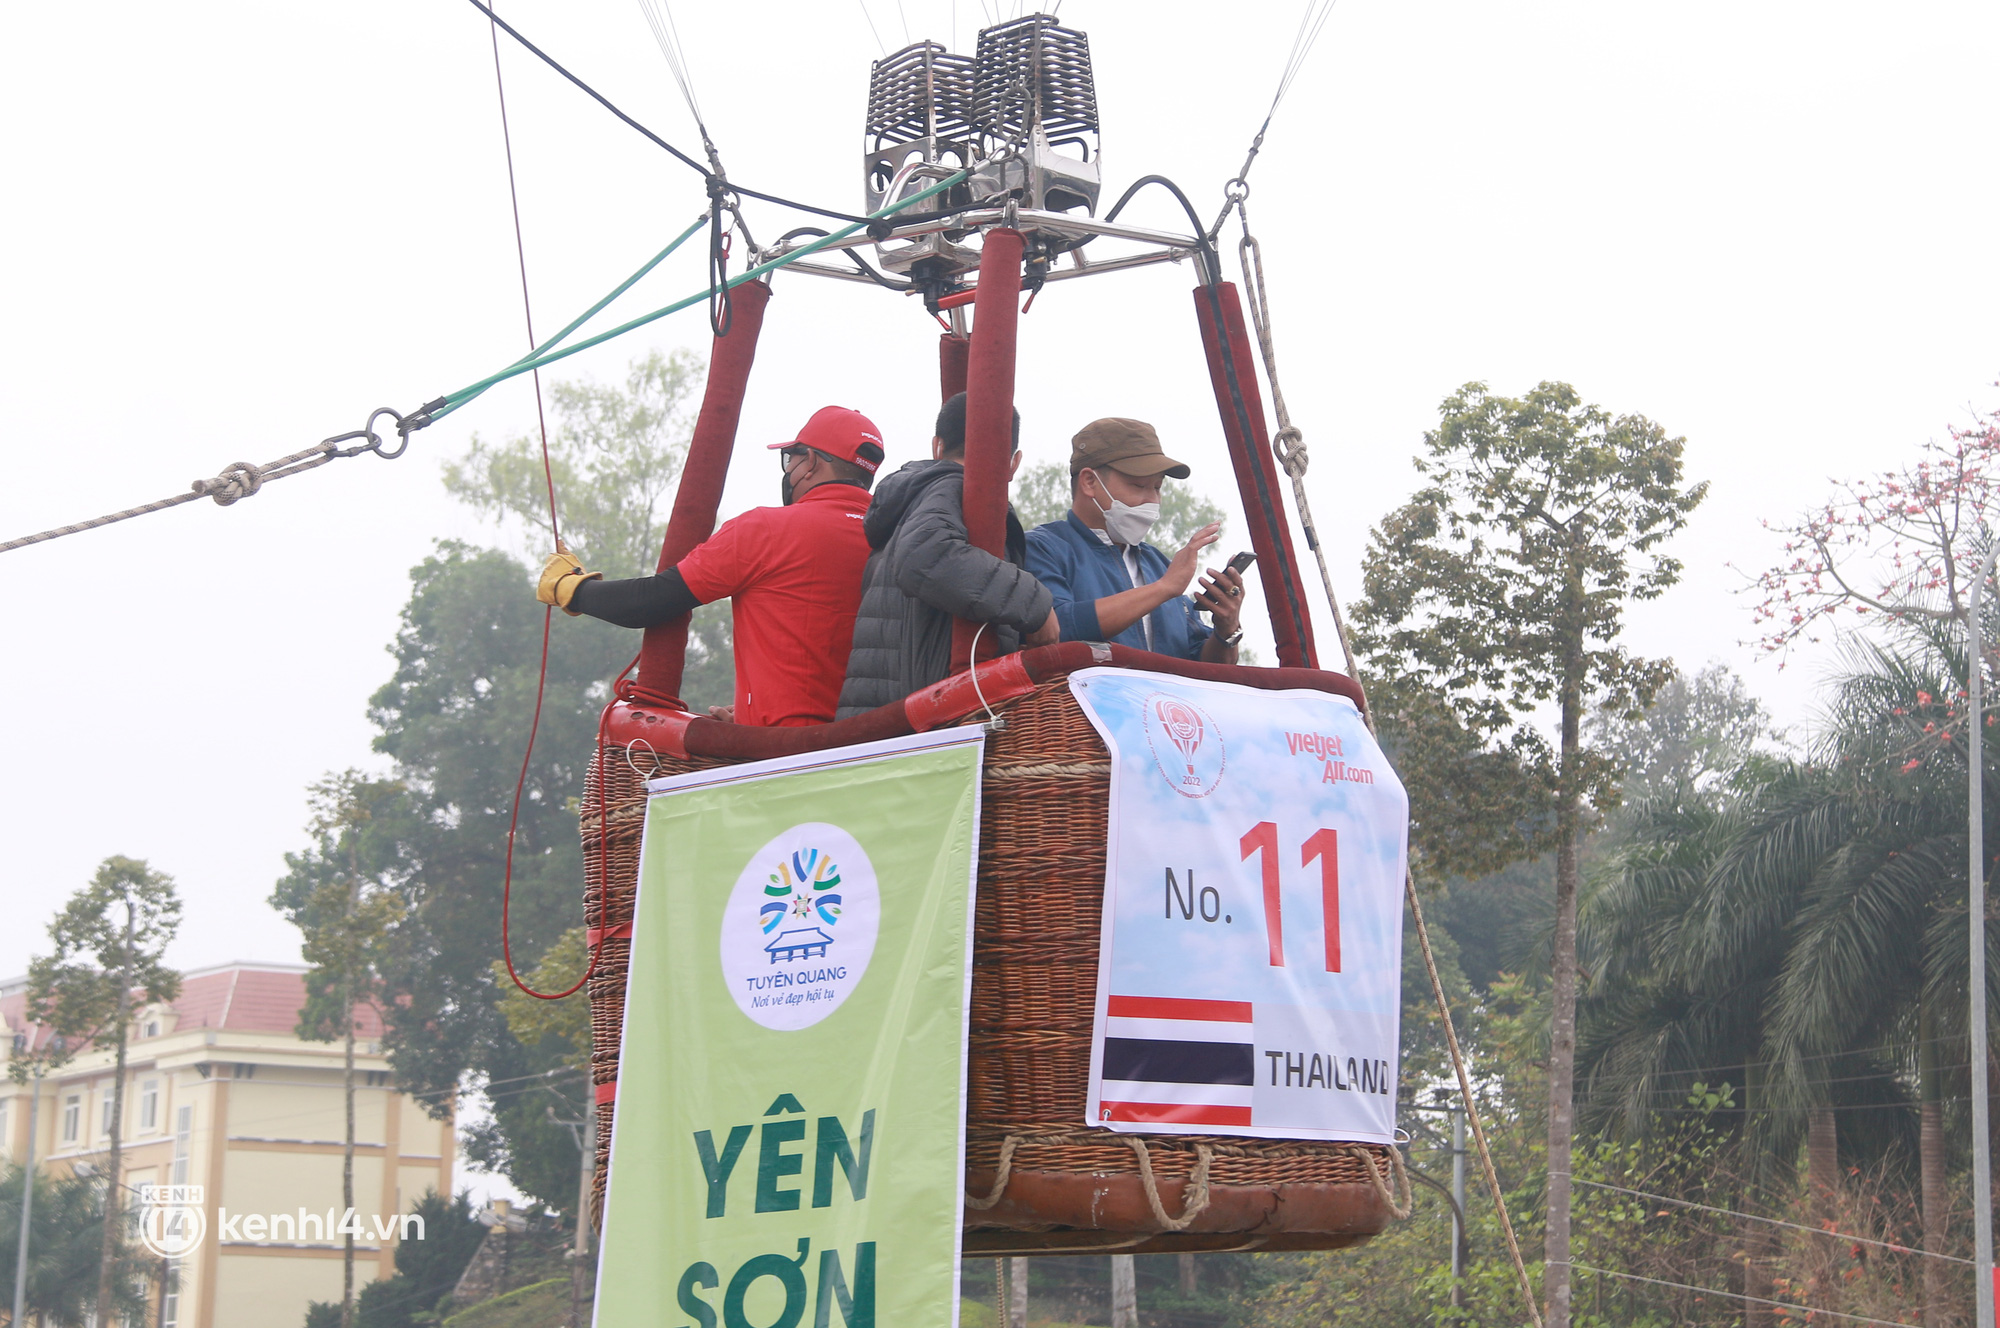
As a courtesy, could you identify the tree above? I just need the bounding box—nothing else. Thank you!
[303,1190,486,1328]
[271,772,409,1328]
[472,928,594,1232]
[361,542,627,1207]
[0,1165,147,1327]
[443,347,734,701]
[25,856,182,1323]
[1750,395,2000,654]
[1585,662,1781,804]
[287,353,730,1214]
[1752,626,1990,1324]
[1353,380,1707,1327]
[1747,401,2000,1323]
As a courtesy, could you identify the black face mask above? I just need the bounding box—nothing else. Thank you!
[781,473,797,506]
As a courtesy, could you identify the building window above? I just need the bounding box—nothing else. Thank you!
[61,1094,80,1144]
[100,1094,115,1138]
[139,1080,160,1132]
[170,1105,192,1186]
[144,1020,160,1039]
[159,1261,180,1328]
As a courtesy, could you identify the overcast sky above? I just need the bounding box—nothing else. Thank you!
[4,0,1996,990]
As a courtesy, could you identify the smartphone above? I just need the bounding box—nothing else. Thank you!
[1225,551,1256,575]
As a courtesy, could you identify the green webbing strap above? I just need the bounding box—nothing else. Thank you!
[435,170,969,414]
[429,210,712,425]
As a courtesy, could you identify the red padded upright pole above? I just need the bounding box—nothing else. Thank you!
[949,228,1024,673]
[939,332,969,404]
[1193,280,1318,670]
[631,278,773,704]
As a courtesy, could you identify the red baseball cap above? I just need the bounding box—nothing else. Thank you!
[769,406,886,474]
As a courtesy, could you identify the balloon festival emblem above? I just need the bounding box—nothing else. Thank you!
[1143,693,1226,798]
[719,823,880,1031]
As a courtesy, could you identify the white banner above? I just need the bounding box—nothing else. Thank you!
[1070,668,1409,1143]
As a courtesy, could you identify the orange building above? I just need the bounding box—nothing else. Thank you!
[0,961,455,1328]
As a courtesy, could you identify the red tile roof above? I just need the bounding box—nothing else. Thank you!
[2,964,384,1052]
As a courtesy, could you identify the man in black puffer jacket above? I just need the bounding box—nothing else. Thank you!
[835,392,1057,719]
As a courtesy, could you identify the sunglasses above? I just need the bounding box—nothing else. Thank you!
[777,445,814,469]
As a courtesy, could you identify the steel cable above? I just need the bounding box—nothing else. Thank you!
[462,0,874,227]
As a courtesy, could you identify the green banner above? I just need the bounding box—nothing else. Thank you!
[595,730,986,1328]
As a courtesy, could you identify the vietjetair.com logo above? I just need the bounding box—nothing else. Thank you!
[137,1185,426,1258]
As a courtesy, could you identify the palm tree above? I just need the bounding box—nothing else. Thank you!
[1582,624,2000,1326]
[1756,624,2000,1324]
[1577,768,1830,1324]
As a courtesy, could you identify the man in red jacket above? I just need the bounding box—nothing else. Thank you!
[535,405,883,727]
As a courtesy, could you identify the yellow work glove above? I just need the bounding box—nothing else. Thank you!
[535,542,601,616]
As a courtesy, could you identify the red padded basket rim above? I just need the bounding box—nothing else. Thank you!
[600,641,1365,761]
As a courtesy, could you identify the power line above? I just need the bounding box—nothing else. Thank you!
[462,0,873,226]
[1568,1262,1931,1328]
[1572,1177,1975,1266]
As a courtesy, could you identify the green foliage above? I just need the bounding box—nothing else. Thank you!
[1586,661,1782,805]
[441,348,733,713]
[444,348,702,577]
[1368,675,1559,883]
[358,541,628,1133]
[471,928,593,1221]
[440,1277,567,1327]
[1356,380,1707,809]
[270,771,408,1045]
[1355,380,1705,1315]
[1011,459,1227,551]
[304,1190,487,1328]
[276,354,746,1215]
[21,857,182,1074]
[0,1164,148,1326]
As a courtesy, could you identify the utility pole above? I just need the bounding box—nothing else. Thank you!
[570,1095,595,1328]
[12,1065,41,1328]
[549,1095,596,1327]
[1451,1103,1468,1309]
[1968,537,2000,1328]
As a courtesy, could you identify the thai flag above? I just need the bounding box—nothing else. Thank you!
[1097,995,1255,1127]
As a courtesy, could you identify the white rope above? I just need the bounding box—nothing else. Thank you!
[1344,1142,1413,1220]
[853,0,889,57]
[634,0,705,129]
[0,440,354,555]
[1236,205,1361,680]
[1271,1,1338,115]
[1230,201,1544,1327]
[1123,1138,1215,1231]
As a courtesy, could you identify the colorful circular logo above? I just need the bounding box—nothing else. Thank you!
[719,823,880,1031]
[1142,692,1227,798]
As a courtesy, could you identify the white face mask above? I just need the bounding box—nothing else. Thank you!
[1085,470,1161,546]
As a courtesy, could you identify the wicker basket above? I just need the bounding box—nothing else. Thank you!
[579,675,1400,1255]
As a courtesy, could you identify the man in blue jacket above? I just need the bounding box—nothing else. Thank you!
[1023,417,1245,663]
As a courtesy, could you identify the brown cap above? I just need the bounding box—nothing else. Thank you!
[1069,418,1191,480]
